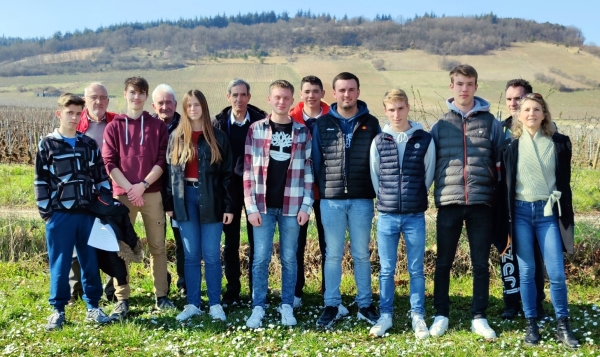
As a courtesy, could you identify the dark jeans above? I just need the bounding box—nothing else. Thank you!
[497,239,546,310]
[295,199,326,297]
[433,204,492,319]
[70,255,115,300]
[169,216,186,292]
[223,175,254,299]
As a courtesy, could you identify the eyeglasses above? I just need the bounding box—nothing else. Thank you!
[86,95,109,102]
[520,93,543,100]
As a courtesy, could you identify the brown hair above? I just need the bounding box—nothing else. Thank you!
[57,93,85,108]
[124,76,149,95]
[269,79,295,96]
[383,89,409,107]
[511,93,556,138]
[332,72,360,90]
[449,64,478,84]
[171,90,222,165]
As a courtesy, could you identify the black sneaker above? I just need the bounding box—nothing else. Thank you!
[222,291,240,307]
[317,306,339,328]
[357,304,380,325]
[110,300,129,321]
[501,304,520,320]
[155,296,176,310]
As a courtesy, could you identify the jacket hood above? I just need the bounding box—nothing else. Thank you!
[114,110,152,145]
[329,100,370,121]
[47,128,84,141]
[289,101,330,123]
[446,96,490,118]
[382,121,423,141]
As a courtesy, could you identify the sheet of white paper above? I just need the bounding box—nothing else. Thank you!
[88,218,120,252]
[171,219,179,228]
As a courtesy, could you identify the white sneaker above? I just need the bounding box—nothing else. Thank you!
[279,304,297,326]
[412,314,430,339]
[293,296,302,309]
[429,316,449,337]
[209,304,226,321]
[246,306,265,328]
[471,318,497,339]
[369,313,393,337]
[176,304,202,321]
[337,304,349,318]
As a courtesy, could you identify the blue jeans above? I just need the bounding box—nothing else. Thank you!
[178,186,223,307]
[251,208,300,308]
[377,212,426,315]
[46,211,102,311]
[321,199,374,308]
[514,200,569,319]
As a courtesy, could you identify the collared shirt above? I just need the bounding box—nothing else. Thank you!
[243,116,314,216]
[230,110,250,127]
[302,108,323,121]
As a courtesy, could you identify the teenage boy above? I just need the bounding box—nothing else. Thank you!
[243,80,313,328]
[312,72,381,328]
[103,77,174,321]
[368,89,436,338]
[288,75,331,308]
[69,82,117,303]
[151,83,186,296]
[35,93,112,330]
[212,78,267,306]
[429,65,504,339]
[494,79,546,319]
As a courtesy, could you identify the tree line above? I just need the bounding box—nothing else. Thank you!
[0,11,588,76]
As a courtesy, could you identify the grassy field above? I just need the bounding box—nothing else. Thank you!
[0,42,599,120]
[0,159,599,355]
[0,258,598,356]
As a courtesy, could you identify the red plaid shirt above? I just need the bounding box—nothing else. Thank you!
[243,116,314,216]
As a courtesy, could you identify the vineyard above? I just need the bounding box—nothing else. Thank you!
[0,106,56,164]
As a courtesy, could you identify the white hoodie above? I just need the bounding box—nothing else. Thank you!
[369,121,436,195]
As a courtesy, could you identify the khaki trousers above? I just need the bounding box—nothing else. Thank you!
[114,191,168,299]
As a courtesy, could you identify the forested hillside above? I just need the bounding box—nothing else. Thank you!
[0,11,591,76]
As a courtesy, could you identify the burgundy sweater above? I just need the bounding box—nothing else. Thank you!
[102,111,169,196]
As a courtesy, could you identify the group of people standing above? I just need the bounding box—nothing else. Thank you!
[34,64,579,349]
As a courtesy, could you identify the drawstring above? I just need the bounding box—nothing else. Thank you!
[140,114,144,145]
[124,114,144,145]
[544,190,562,217]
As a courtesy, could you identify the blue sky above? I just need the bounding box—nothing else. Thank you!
[2,0,598,45]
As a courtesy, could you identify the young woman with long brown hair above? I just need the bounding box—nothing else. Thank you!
[165,89,233,322]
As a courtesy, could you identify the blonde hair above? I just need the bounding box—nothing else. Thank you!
[511,93,556,139]
[170,90,222,165]
[383,89,409,107]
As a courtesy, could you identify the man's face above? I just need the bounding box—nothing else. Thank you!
[384,100,411,131]
[267,87,294,116]
[123,85,147,111]
[505,86,526,116]
[152,91,177,121]
[300,83,325,110]
[450,74,478,108]
[332,79,360,110]
[56,104,83,132]
[226,84,251,113]
[84,84,109,120]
